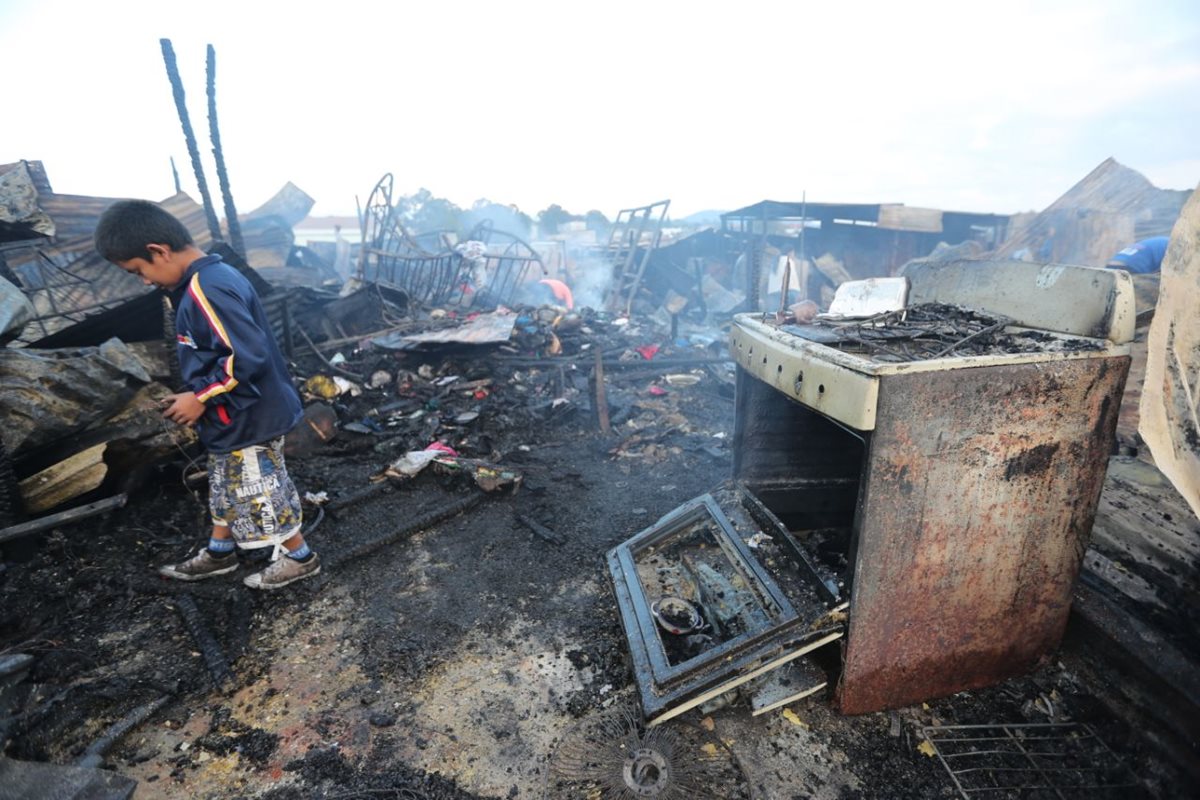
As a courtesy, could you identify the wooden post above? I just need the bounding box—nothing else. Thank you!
[206,44,245,256]
[159,38,222,243]
[594,348,611,435]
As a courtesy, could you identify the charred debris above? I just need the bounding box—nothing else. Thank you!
[0,43,1197,800]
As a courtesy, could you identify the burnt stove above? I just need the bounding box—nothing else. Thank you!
[609,259,1135,722]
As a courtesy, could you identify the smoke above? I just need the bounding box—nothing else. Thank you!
[460,201,533,241]
[568,253,615,311]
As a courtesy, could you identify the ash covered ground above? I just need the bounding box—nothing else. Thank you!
[0,314,1186,799]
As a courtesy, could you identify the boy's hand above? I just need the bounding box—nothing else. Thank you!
[161,392,206,426]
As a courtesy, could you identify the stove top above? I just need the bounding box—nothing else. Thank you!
[729,261,1135,431]
[783,302,1105,364]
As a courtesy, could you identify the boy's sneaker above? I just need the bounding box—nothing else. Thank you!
[243,553,320,590]
[159,549,238,581]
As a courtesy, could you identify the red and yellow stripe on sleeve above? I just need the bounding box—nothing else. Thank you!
[188,275,239,401]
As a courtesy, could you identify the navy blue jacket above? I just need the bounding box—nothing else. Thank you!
[172,254,302,453]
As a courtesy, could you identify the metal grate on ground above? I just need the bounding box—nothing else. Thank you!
[921,723,1143,799]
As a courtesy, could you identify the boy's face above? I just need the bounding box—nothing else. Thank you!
[116,243,188,290]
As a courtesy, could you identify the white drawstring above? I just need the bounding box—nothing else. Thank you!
[231,530,298,561]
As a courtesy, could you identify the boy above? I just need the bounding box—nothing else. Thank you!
[94,200,320,589]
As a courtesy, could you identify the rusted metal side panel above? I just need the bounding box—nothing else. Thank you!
[837,356,1129,714]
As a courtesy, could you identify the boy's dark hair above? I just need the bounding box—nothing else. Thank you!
[94,200,194,262]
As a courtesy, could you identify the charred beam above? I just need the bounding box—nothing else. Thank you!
[515,513,566,546]
[328,492,485,567]
[295,326,365,382]
[160,38,222,243]
[75,694,171,769]
[325,481,392,513]
[206,44,244,257]
[593,349,611,435]
[173,594,233,691]
[0,495,127,545]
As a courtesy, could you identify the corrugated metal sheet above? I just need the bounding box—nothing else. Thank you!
[162,192,214,249]
[240,215,294,268]
[36,193,124,241]
[4,178,214,249]
[370,311,516,350]
[10,193,213,343]
[245,182,315,227]
[876,204,943,233]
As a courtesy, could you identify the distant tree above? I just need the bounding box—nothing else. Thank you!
[413,197,462,233]
[463,200,534,240]
[393,188,432,222]
[583,209,611,237]
[394,188,463,234]
[536,204,577,237]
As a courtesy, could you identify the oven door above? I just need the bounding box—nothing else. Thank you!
[607,487,844,724]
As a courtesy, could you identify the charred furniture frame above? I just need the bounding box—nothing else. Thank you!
[358,173,543,309]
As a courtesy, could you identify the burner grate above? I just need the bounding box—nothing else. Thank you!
[789,303,1103,362]
[921,722,1143,799]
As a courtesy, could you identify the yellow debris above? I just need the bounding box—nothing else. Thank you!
[302,375,340,400]
[917,739,937,757]
[781,708,809,728]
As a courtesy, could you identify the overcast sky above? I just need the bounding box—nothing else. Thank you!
[2,0,1197,220]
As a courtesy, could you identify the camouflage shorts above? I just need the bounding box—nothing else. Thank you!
[208,437,303,550]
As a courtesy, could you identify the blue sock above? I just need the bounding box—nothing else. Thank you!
[287,542,312,561]
[207,536,235,555]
